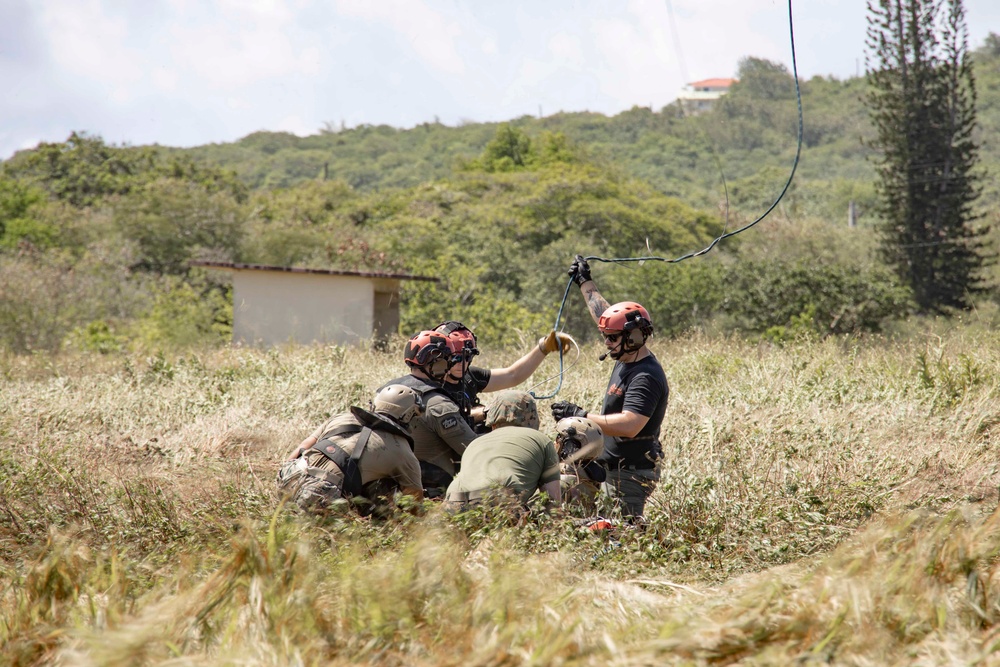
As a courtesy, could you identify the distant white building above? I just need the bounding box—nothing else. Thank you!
[191,261,437,348]
[677,78,738,114]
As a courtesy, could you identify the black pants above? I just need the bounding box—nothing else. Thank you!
[419,461,454,499]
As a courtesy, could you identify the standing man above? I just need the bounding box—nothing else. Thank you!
[550,255,669,520]
[379,330,480,497]
[434,320,573,431]
[443,390,561,513]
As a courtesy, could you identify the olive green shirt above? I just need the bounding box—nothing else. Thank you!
[445,426,559,501]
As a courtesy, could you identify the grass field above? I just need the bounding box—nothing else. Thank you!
[3,327,1000,665]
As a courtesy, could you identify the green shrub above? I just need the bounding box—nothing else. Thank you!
[133,274,232,349]
[0,243,153,353]
[721,257,910,335]
[65,320,128,354]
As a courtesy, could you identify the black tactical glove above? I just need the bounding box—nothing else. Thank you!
[568,254,592,286]
[551,400,587,421]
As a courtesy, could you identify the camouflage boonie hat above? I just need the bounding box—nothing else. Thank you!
[484,390,539,429]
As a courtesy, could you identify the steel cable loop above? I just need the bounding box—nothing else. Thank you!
[535,0,802,401]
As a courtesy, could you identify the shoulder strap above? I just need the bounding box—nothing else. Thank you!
[311,424,373,497]
[390,374,447,399]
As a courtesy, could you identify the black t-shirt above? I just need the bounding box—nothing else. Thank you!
[444,366,492,428]
[464,366,491,402]
[445,366,490,408]
[599,354,668,469]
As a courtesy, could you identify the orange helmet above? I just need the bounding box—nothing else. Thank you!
[599,302,653,358]
[404,330,453,380]
[435,321,479,373]
[599,302,653,334]
[435,321,479,355]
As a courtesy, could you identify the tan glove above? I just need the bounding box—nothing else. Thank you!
[537,331,574,355]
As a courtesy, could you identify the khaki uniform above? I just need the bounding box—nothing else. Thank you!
[444,426,559,510]
[382,375,478,477]
[277,412,421,513]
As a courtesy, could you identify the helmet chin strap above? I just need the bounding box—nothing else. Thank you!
[421,358,453,383]
[607,331,645,360]
[601,336,626,361]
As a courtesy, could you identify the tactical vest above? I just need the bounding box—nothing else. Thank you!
[309,406,414,497]
[387,373,484,430]
[382,374,448,401]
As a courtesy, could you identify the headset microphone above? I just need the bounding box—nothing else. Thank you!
[598,352,609,361]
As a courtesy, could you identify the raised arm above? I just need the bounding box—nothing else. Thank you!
[581,281,610,326]
[569,255,609,326]
[484,331,573,392]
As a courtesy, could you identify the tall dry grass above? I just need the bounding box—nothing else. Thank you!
[2,328,999,664]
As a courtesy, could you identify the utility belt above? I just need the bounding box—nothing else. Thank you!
[445,488,489,504]
[614,461,658,471]
[605,437,660,471]
[444,487,520,511]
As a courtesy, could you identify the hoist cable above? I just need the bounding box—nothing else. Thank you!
[533,0,803,400]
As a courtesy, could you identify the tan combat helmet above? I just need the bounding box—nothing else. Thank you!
[484,390,540,430]
[555,416,604,464]
[372,384,424,426]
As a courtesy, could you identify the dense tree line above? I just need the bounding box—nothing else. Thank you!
[2,40,1000,354]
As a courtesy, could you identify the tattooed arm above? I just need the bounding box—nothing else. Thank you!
[580,280,610,326]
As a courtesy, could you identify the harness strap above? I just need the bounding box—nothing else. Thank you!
[449,488,488,503]
[311,424,373,497]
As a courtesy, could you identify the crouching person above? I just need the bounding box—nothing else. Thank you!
[443,390,561,513]
[555,416,606,513]
[277,384,424,516]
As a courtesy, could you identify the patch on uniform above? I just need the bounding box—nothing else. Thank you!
[441,416,459,430]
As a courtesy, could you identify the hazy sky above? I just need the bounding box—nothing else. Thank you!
[2,0,999,161]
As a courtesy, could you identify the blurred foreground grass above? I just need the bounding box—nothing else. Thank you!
[2,328,1000,665]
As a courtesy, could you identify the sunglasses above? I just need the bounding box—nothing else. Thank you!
[603,332,622,343]
[450,348,476,363]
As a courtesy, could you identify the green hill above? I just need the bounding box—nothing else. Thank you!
[174,45,1000,222]
[1,45,999,354]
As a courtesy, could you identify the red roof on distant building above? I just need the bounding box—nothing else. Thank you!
[688,78,737,88]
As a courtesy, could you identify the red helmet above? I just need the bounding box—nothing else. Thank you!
[598,302,653,334]
[404,331,453,379]
[435,321,479,356]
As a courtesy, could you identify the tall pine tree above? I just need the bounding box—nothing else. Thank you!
[865,0,990,312]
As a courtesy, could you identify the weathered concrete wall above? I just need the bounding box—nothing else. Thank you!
[231,270,397,347]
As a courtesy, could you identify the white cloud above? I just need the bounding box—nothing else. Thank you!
[218,0,296,23]
[144,0,322,96]
[660,0,787,80]
[38,0,143,89]
[166,11,320,89]
[548,33,584,66]
[5,0,996,163]
[152,67,179,92]
[276,114,315,136]
[590,16,674,108]
[334,0,466,74]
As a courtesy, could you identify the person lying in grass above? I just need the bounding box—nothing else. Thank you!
[277,384,424,516]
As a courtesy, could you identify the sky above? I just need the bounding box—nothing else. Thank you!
[2,0,999,162]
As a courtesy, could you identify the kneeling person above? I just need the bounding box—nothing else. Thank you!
[277,384,424,515]
[444,391,561,512]
[555,416,606,512]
